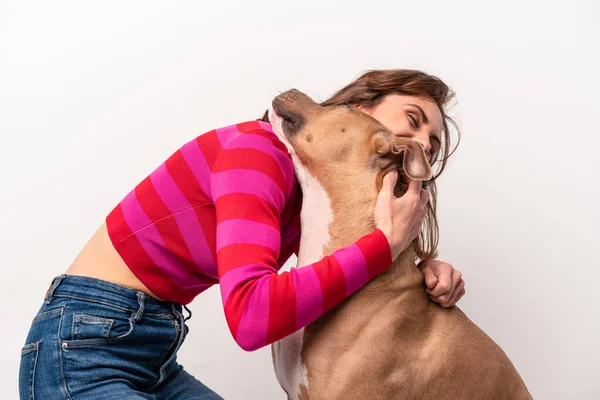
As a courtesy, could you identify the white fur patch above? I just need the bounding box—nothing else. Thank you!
[269,108,334,400]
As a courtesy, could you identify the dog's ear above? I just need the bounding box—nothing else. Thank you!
[372,134,392,155]
[371,133,433,181]
[392,138,433,181]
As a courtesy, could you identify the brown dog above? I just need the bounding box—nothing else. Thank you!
[268,89,532,400]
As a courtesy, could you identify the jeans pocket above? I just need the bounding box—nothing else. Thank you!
[62,302,136,348]
[71,313,114,340]
[19,341,40,400]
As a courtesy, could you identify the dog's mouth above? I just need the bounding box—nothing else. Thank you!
[396,169,410,197]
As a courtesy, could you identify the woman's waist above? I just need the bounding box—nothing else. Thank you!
[66,223,166,301]
[66,223,218,304]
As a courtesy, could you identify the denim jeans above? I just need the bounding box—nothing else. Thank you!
[19,275,223,399]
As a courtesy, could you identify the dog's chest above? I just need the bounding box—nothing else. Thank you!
[274,157,334,399]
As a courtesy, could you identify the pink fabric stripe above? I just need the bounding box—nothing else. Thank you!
[257,121,274,132]
[179,139,212,200]
[120,191,210,290]
[119,189,152,233]
[211,169,285,210]
[222,133,295,201]
[219,264,272,304]
[215,124,242,147]
[216,219,280,254]
[150,163,216,271]
[333,243,369,296]
[292,265,324,330]
[235,275,270,350]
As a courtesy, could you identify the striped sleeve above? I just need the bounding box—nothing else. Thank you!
[212,135,392,351]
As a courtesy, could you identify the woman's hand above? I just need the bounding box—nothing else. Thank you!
[374,170,429,260]
[418,259,465,307]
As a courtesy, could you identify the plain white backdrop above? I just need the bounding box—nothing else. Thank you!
[1,0,598,399]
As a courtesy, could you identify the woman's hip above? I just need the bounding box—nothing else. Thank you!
[19,275,191,398]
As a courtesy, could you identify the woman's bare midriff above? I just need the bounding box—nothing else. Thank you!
[65,223,164,301]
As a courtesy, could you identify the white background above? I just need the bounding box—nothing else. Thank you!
[1,1,599,399]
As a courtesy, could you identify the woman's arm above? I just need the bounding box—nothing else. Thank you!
[211,134,392,351]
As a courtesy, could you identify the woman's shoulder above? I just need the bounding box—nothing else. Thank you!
[209,120,287,153]
[200,120,290,163]
[203,120,296,200]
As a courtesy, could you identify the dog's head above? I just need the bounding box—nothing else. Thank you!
[269,89,432,195]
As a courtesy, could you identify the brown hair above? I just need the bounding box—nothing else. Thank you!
[260,69,461,261]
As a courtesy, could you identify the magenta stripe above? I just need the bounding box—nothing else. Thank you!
[235,275,270,350]
[222,133,295,201]
[150,164,216,271]
[219,264,273,304]
[292,266,323,330]
[215,124,242,147]
[216,219,280,254]
[120,191,210,290]
[211,169,285,210]
[119,189,152,232]
[257,121,274,133]
[333,243,369,296]
[179,139,212,200]
[150,163,192,213]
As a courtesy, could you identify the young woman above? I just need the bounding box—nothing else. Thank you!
[19,69,465,399]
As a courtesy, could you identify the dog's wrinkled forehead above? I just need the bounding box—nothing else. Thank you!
[271,89,398,163]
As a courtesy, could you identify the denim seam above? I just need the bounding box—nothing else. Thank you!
[51,294,174,317]
[21,341,40,354]
[31,341,39,400]
[148,310,183,391]
[163,317,180,361]
[32,308,62,324]
[57,299,72,400]
[45,275,66,304]
[21,340,41,400]
[52,295,134,312]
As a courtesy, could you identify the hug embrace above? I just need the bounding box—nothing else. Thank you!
[20,69,530,399]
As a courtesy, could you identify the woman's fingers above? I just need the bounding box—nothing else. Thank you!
[446,279,466,307]
[382,170,398,196]
[426,263,453,298]
[433,269,463,306]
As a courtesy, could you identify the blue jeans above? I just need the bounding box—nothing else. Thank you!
[19,275,223,399]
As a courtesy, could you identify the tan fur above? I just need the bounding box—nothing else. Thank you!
[272,90,532,399]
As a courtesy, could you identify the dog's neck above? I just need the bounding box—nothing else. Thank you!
[268,112,333,265]
[269,113,418,278]
[292,157,334,265]
[292,163,422,292]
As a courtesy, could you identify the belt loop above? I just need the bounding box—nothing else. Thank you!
[183,305,192,322]
[132,292,145,323]
[44,274,66,304]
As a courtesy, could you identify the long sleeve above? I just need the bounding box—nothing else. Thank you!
[212,133,392,351]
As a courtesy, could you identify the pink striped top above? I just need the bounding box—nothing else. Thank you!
[106,120,392,350]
